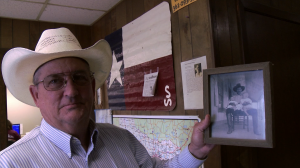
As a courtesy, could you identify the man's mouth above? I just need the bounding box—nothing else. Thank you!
[59,102,84,110]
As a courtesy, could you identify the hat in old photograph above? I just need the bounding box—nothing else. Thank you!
[233,83,245,92]
[2,27,112,106]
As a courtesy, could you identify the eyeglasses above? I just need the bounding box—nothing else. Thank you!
[35,71,94,91]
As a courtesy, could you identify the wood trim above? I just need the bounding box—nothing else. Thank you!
[241,0,300,24]
[0,48,8,150]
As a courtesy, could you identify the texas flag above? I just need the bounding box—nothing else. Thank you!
[105,2,176,111]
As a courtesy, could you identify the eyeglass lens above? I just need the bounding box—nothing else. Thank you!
[43,72,92,91]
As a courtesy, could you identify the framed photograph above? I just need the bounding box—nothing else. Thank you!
[203,62,273,148]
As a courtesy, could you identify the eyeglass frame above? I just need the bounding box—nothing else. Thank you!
[34,71,95,91]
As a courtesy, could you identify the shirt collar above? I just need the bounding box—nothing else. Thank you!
[40,119,99,158]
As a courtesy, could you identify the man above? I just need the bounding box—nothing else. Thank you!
[226,83,245,134]
[0,28,214,167]
[7,120,21,145]
[226,83,259,135]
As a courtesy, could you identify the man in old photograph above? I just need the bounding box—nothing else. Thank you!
[225,83,259,135]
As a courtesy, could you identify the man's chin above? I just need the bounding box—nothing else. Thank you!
[63,111,89,124]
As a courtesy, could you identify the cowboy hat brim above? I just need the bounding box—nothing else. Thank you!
[2,39,112,107]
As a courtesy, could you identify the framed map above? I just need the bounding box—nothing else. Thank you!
[113,115,201,161]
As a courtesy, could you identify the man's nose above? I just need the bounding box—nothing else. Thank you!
[63,76,79,97]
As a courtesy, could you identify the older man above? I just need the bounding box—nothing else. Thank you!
[0,28,214,167]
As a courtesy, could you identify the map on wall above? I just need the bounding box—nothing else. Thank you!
[113,115,200,160]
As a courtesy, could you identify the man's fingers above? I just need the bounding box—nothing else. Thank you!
[197,114,211,132]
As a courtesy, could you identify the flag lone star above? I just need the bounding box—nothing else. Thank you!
[109,51,123,88]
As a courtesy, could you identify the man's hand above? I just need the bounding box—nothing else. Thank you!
[188,114,215,159]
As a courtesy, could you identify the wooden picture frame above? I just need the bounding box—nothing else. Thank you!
[203,62,273,148]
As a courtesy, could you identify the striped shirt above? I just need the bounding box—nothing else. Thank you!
[0,119,204,167]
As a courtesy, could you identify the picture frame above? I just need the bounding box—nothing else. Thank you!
[203,62,273,148]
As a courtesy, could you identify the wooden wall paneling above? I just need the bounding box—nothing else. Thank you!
[39,22,55,34]
[210,0,233,67]
[242,4,300,167]
[210,1,254,168]
[166,0,185,116]
[189,0,208,117]
[276,0,293,15]
[0,18,13,48]
[178,6,193,62]
[131,0,145,21]
[190,0,213,58]
[226,0,244,65]
[291,0,300,15]
[204,145,221,168]
[253,0,300,14]
[103,12,113,37]
[144,0,163,13]
[241,0,300,24]
[0,49,8,150]
[211,0,300,168]
[29,21,40,50]
[0,85,7,150]
[74,26,91,49]
[177,6,197,116]
[249,0,270,7]
[110,8,118,33]
[125,0,133,23]
[91,18,102,44]
[115,1,127,30]
[13,20,29,48]
[221,146,244,168]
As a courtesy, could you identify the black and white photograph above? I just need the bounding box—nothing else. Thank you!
[209,70,265,140]
[203,62,273,148]
[194,63,202,77]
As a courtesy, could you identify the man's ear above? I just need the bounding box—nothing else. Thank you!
[29,85,40,107]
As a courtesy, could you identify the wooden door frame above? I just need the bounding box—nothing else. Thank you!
[237,0,300,61]
[0,48,8,150]
[210,0,300,68]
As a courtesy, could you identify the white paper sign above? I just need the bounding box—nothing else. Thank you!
[95,109,112,124]
[142,72,158,97]
[181,56,207,109]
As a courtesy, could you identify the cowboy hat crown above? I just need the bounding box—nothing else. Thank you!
[233,83,245,92]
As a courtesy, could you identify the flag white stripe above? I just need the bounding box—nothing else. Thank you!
[123,2,172,68]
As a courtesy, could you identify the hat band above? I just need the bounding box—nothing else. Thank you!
[35,35,81,52]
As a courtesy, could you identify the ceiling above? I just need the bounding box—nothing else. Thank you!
[0,0,122,26]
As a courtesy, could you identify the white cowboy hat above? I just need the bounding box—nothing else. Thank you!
[2,27,112,106]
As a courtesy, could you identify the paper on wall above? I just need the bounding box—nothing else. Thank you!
[142,72,158,97]
[95,109,112,124]
[181,56,207,109]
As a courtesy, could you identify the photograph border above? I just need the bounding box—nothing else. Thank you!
[203,62,273,148]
